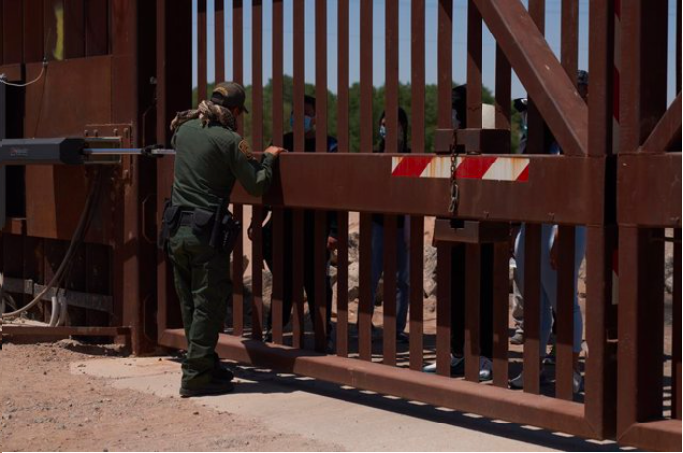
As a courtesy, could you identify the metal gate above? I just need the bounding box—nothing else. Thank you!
[152,0,680,450]
[1,0,679,450]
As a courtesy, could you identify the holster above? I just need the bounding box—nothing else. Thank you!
[209,198,241,254]
[158,198,181,251]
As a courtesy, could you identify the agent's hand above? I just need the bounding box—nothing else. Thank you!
[265,146,286,157]
[327,236,338,251]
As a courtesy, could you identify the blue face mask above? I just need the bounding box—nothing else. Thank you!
[379,125,387,139]
[290,115,314,132]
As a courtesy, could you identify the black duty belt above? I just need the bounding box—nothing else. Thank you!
[178,211,195,227]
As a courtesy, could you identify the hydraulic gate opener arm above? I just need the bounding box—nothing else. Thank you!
[0,137,175,167]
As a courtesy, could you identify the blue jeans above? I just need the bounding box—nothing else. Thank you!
[514,224,586,354]
[371,222,410,334]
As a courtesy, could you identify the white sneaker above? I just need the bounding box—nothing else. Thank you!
[479,357,493,381]
[422,354,464,373]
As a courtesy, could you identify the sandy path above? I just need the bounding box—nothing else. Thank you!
[0,342,341,452]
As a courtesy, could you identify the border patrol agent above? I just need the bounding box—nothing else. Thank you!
[162,82,285,397]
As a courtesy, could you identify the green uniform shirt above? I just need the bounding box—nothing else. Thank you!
[171,118,275,210]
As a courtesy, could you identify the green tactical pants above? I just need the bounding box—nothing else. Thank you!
[168,225,232,389]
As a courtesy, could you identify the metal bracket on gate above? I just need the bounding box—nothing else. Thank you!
[433,219,510,245]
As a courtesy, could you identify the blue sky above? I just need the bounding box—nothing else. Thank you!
[193,0,680,102]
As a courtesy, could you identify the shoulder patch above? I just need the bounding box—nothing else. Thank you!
[238,140,252,159]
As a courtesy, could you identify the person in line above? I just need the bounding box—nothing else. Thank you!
[423,85,494,381]
[510,97,529,346]
[509,70,589,393]
[370,108,411,343]
[251,95,338,350]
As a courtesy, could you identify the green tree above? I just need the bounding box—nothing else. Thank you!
[191,80,519,154]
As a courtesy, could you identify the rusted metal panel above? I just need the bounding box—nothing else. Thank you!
[23,0,44,63]
[85,0,109,57]
[336,211,349,357]
[63,0,85,59]
[214,0,224,82]
[617,227,665,435]
[23,57,113,137]
[270,0,284,346]
[437,0,451,128]
[2,0,24,64]
[494,45,511,130]
[335,0,349,359]
[197,0,207,103]
[464,243,481,382]
[357,0,373,363]
[411,0,425,154]
[618,0,669,154]
[435,243,451,377]
[358,212,372,360]
[313,0,328,354]
[3,325,129,337]
[617,420,682,452]
[617,153,682,228]
[523,223,541,394]
[231,153,606,226]
[674,228,681,421]
[491,241,509,388]
[382,214,397,366]
[408,216,424,371]
[467,0,482,129]
[231,0,244,335]
[555,224,575,401]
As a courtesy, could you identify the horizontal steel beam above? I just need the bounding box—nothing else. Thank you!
[617,153,682,227]
[233,153,606,226]
[617,420,682,452]
[2,326,129,337]
[159,328,598,439]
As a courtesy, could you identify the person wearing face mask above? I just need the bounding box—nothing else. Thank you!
[423,85,495,381]
[371,108,411,342]
[250,95,338,350]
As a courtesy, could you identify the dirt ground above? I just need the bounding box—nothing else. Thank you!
[0,342,342,452]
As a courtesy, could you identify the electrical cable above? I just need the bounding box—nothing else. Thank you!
[0,59,48,88]
[1,170,104,320]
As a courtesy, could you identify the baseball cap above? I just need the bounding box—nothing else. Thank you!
[211,81,249,113]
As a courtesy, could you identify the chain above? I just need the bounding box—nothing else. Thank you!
[448,140,459,213]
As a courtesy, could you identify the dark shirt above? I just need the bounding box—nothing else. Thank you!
[171,118,275,210]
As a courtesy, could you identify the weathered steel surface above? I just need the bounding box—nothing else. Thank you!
[158,328,599,439]
[230,153,606,225]
[617,153,682,228]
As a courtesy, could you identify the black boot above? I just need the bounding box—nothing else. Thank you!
[179,379,234,398]
[213,362,234,382]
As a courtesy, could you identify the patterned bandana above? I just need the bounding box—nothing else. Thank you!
[170,100,237,132]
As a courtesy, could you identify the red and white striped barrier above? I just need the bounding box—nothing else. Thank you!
[391,155,530,182]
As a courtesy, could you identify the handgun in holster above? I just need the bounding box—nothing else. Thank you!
[209,198,242,254]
